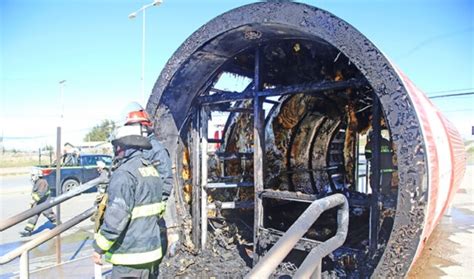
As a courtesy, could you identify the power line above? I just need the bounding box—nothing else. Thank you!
[427,88,474,95]
[429,91,474,99]
[397,27,474,60]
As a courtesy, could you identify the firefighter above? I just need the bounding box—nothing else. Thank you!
[123,102,179,257]
[365,131,395,194]
[19,170,57,237]
[92,125,165,278]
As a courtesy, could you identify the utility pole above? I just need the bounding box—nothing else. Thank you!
[55,79,66,264]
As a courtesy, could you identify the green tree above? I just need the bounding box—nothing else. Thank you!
[84,120,116,141]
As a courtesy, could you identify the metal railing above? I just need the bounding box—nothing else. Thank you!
[246,193,349,279]
[0,175,107,232]
[0,174,108,278]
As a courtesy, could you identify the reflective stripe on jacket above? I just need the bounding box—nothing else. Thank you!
[365,137,395,174]
[32,178,51,201]
[92,150,164,265]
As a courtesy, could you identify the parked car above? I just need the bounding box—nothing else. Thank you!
[32,154,112,196]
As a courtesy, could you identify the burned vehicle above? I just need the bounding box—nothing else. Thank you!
[146,2,466,278]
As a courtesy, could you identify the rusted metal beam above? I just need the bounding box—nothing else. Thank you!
[198,89,252,105]
[197,79,366,105]
[258,228,322,252]
[191,113,201,249]
[253,46,265,265]
[213,151,253,160]
[258,78,366,98]
[200,107,209,250]
[260,190,317,203]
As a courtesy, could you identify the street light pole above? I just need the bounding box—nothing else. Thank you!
[59,80,66,120]
[142,8,146,104]
[129,0,163,105]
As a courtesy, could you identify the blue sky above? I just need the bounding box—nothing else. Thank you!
[1,0,473,150]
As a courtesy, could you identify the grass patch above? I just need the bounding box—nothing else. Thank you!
[0,152,42,168]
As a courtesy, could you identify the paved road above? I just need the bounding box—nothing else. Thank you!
[0,175,31,195]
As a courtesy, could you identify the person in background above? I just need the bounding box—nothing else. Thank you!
[19,169,57,237]
[364,130,395,195]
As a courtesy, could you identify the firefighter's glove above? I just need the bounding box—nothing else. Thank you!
[158,201,166,218]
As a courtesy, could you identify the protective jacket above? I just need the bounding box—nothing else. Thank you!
[145,135,173,201]
[93,150,166,265]
[32,178,51,203]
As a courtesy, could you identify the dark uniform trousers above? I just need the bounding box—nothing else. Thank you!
[111,261,160,279]
[25,178,56,232]
[25,199,56,232]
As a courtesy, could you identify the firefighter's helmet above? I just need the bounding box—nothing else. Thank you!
[123,102,152,127]
[30,169,43,182]
[111,125,152,150]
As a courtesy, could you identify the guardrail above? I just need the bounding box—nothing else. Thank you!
[0,207,95,276]
[0,174,108,279]
[246,193,349,279]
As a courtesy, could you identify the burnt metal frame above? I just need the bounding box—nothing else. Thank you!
[369,93,382,255]
[191,46,368,262]
[200,106,210,249]
[149,3,428,277]
[197,78,366,105]
[191,112,201,249]
[253,46,265,265]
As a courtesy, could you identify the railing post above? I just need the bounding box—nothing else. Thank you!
[201,106,209,250]
[19,251,29,279]
[310,259,322,279]
[94,263,102,279]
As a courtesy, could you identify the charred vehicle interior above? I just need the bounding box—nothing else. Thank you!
[179,40,397,278]
[149,2,433,278]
